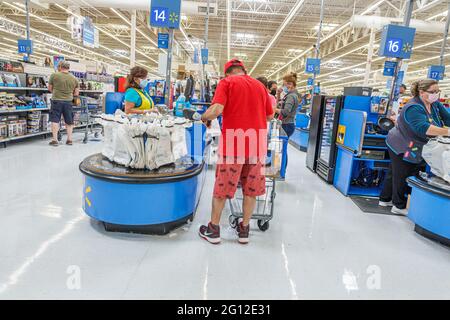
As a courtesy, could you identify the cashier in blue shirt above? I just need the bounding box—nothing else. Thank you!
[380,79,450,215]
[124,66,155,115]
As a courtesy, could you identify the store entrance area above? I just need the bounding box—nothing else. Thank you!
[0,134,448,300]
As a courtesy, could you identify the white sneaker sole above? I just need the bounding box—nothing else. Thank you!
[199,231,221,244]
[379,201,393,207]
[391,208,408,216]
[238,238,249,244]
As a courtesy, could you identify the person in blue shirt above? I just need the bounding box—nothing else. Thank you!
[380,79,450,215]
[124,66,155,114]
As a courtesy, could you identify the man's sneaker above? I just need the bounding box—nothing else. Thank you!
[391,206,408,216]
[379,200,393,207]
[49,140,59,147]
[236,222,250,244]
[199,223,221,244]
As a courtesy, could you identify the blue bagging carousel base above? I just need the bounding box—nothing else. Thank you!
[407,176,450,247]
[80,153,207,235]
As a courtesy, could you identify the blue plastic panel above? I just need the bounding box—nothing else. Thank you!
[338,109,367,155]
[105,92,125,114]
[408,177,450,239]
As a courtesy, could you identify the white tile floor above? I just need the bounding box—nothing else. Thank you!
[0,133,449,300]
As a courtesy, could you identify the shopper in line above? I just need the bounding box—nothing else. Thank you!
[275,72,299,172]
[48,61,79,146]
[199,59,274,245]
[380,79,450,215]
[400,84,407,96]
[124,66,155,114]
[268,80,278,97]
[256,76,277,113]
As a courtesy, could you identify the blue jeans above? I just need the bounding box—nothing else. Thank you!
[281,123,296,174]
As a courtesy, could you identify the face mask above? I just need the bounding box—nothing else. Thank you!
[283,86,289,94]
[428,92,440,103]
[139,79,149,89]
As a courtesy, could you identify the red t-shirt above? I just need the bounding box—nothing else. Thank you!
[212,74,274,159]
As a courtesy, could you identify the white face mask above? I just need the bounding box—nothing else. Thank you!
[427,92,440,103]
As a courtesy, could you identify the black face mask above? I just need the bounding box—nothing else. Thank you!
[270,89,277,96]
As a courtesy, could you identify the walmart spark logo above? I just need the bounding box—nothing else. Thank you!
[169,12,179,24]
[85,186,92,207]
[402,43,412,54]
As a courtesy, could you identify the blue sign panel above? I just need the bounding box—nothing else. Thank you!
[201,48,209,65]
[383,61,397,77]
[379,24,416,59]
[18,39,33,54]
[193,48,199,64]
[307,78,314,86]
[313,85,321,94]
[305,58,321,74]
[158,33,169,49]
[386,79,393,89]
[428,65,445,81]
[83,17,95,47]
[150,0,182,29]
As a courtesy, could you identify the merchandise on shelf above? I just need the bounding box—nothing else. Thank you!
[0,72,25,87]
[27,111,42,134]
[0,59,24,73]
[26,74,49,88]
[0,91,48,111]
[40,113,49,132]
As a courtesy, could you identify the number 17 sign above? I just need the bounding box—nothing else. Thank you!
[150,0,182,29]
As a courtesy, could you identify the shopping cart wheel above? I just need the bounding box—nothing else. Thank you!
[229,215,239,229]
[257,220,270,232]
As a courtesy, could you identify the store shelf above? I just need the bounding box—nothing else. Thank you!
[1,130,50,143]
[0,87,49,91]
[0,108,49,114]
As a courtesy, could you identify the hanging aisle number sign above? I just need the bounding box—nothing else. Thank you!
[150,0,182,29]
[428,65,445,81]
[379,24,416,59]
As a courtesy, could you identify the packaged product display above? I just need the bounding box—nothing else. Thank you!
[97,110,191,170]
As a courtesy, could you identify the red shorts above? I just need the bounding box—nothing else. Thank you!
[213,159,266,199]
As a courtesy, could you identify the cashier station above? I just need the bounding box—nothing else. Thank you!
[81,91,210,235]
[306,91,450,247]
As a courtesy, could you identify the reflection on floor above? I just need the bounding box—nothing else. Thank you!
[0,133,449,299]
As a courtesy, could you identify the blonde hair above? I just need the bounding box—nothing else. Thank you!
[411,79,438,97]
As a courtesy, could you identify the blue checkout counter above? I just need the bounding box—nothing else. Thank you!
[407,176,450,247]
[290,112,310,152]
[333,97,391,197]
[79,123,208,235]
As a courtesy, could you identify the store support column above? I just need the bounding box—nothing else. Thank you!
[130,10,137,68]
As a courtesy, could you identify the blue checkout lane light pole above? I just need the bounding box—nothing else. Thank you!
[435,1,450,82]
[384,0,415,116]
[150,0,182,107]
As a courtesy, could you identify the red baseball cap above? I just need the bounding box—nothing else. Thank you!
[224,59,247,74]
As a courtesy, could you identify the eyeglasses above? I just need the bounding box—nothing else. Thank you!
[426,90,441,94]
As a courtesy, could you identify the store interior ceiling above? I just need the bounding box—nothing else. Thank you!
[0,0,449,94]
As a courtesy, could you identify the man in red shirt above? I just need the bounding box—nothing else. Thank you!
[199,59,274,245]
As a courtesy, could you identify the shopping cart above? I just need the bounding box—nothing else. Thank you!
[227,120,287,232]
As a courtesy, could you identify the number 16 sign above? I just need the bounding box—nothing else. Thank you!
[150,0,182,29]
[379,24,416,59]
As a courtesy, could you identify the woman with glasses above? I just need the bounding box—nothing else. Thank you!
[380,79,450,215]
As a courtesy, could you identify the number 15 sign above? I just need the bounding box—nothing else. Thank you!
[150,0,182,29]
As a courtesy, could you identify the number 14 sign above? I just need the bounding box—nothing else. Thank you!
[150,0,182,29]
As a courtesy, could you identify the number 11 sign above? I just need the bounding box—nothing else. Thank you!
[150,0,182,29]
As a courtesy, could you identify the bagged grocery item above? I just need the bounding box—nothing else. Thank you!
[422,137,450,183]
